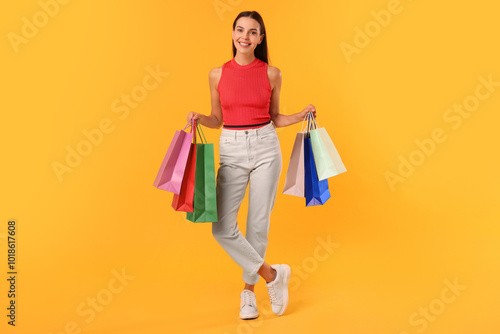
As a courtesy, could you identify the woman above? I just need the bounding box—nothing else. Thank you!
[187,10,316,319]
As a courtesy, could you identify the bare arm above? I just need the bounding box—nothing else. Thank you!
[268,66,316,128]
[186,68,223,129]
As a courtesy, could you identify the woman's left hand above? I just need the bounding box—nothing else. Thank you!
[299,104,317,119]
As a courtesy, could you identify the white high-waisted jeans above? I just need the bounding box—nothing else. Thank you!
[212,122,282,285]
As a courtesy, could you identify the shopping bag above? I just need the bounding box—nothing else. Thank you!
[308,113,347,180]
[172,121,198,212]
[153,121,193,194]
[283,132,305,197]
[186,123,218,223]
[304,115,331,206]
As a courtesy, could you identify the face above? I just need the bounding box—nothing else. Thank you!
[232,17,264,54]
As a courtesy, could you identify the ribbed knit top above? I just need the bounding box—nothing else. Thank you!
[217,57,272,129]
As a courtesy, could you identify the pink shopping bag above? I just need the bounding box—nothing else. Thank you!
[153,121,193,194]
[172,120,199,212]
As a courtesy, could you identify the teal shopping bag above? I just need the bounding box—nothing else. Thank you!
[308,112,347,180]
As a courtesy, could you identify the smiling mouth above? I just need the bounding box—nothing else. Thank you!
[239,42,250,46]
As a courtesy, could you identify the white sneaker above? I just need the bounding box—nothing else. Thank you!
[266,264,291,316]
[239,289,259,319]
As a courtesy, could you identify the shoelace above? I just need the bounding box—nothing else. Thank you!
[267,285,277,303]
[243,290,255,307]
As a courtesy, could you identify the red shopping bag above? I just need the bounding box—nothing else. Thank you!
[172,121,198,212]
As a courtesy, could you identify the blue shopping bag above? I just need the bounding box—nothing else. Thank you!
[304,133,331,206]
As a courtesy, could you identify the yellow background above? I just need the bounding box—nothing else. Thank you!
[1,0,499,333]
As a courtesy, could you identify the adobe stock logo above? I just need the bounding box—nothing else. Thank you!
[398,277,466,334]
[224,235,340,334]
[46,268,135,334]
[385,74,498,191]
[51,64,169,182]
[340,0,416,63]
[213,0,243,21]
[7,0,72,54]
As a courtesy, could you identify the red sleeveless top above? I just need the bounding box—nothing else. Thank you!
[217,57,272,130]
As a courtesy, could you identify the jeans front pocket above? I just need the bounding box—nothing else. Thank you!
[259,131,279,145]
[219,136,245,164]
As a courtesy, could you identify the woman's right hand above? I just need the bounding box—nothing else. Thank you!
[186,111,222,129]
[186,111,200,122]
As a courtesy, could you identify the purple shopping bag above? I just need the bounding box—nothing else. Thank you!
[153,121,193,194]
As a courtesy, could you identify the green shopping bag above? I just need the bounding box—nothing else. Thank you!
[186,122,218,223]
[308,112,347,180]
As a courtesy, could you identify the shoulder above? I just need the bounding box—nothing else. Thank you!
[209,65,222,80]
[267,64,281,81]
[209,65,223,88]
[266,64,282,90]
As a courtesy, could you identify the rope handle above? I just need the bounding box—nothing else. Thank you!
[308,112,319,131]
[300,112,310,133]
[195,119,207,144]
[183,117,193,132]
[301,111,318,134]
[307,113,314,135]
[182,117,207,144]
[308,111,319,129]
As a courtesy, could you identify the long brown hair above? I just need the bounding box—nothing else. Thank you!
[231,11,269,64]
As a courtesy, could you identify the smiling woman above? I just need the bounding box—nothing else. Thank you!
[234,25,260,48]
[185,10,317,320]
